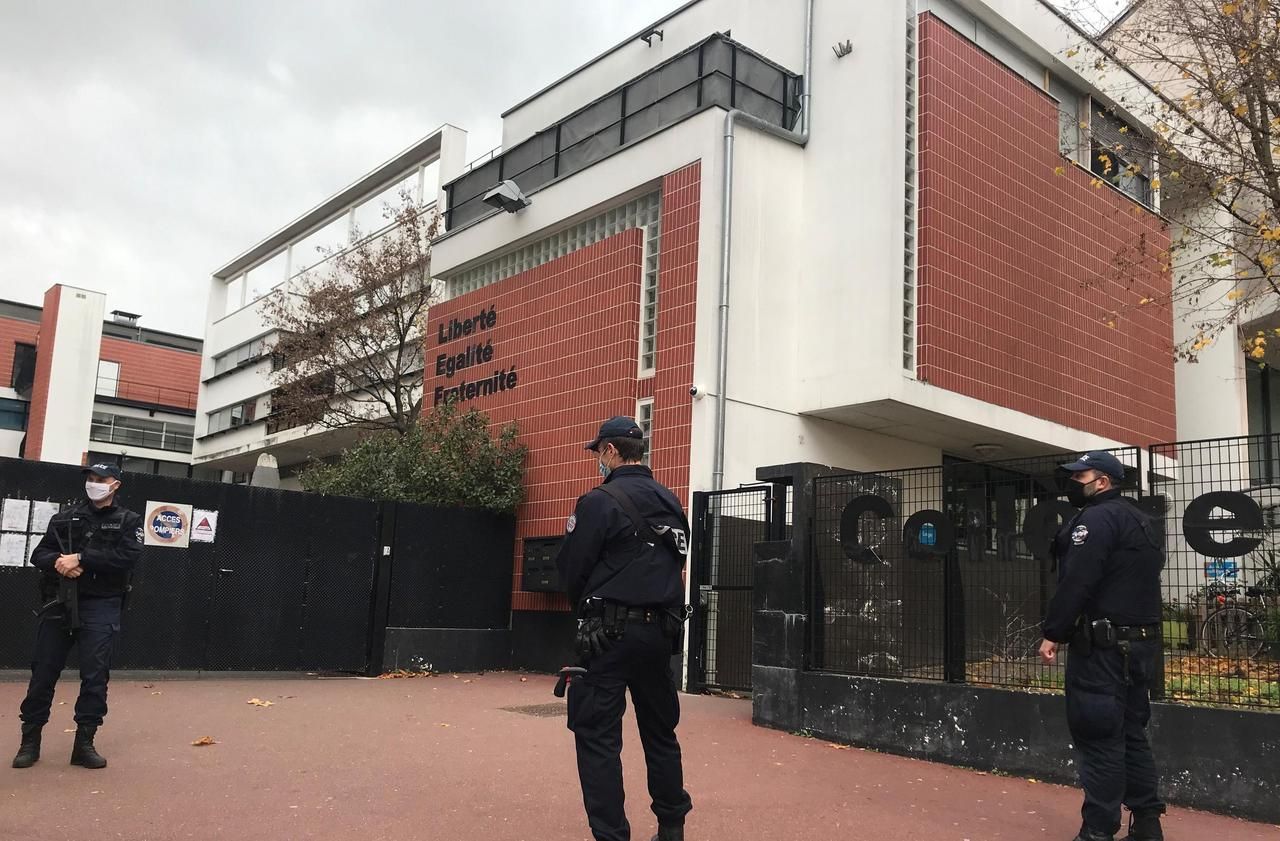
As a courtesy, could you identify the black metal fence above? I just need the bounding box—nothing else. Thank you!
[0,457,514,675]
[808,448,1144,694]
[690,485,790,692]
[1149,435,1280,709]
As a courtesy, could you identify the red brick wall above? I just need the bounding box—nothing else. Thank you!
[649,162,700,502]
[98,336,202,410]
[425,163,701,612]
[0,315,39,388]
[427,229,644,612]
[24,286,61,460]
[917,15,1175,445]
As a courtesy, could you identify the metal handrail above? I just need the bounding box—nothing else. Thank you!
[95,377,198,410]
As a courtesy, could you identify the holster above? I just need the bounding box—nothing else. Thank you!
[600,602,627,638]
[1089,618,1118,649]
[1070,616,1093,656]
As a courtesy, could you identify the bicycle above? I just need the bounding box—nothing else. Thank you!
[1199,585,1275,660]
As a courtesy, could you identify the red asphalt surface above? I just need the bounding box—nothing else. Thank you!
[0,673,1275,841]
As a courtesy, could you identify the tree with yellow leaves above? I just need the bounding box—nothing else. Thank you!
[1058,0,1280,360]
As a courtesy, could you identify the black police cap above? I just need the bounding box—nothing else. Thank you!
[82,462,123,481]
[585,416,644,451]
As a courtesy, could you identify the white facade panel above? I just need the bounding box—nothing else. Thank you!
[39,287,106,465]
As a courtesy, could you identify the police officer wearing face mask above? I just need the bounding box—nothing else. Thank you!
[555,416,694,841]
[1038,451,1166,841]
[12,463,143,771]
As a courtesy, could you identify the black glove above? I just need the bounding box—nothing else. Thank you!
[575,617,612,660]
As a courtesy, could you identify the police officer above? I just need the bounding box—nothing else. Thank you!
[555,416,694,841]
[12,463,143,770]
[1039,451,1165,841]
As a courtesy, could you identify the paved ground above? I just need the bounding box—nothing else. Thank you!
[0,673,1275,841]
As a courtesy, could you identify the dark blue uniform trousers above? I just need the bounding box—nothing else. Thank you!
[1065,639,1164,834]
[20,596,122,728]
[568,621,693,841]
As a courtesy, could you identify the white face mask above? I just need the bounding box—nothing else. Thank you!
[85,481,114,502]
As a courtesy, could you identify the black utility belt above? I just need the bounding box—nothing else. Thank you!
[1079,618,1159,648]
[582,604,671,624]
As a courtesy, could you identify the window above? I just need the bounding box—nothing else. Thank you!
[1247,361,1280,482]
[352,170,420,238]
[89,412,195,453]
[639,224,660,374]
[96,361,120,398]
[224,275,246,317]
[444,33,799,230]
[206,399,261,435]
[11,342,35,390]
[0,397,27,431]
[1049,76,1085,162]
[637,399,654,467]
[212,337,268,377]
[1090,109,1153,205]
[246,251,288,304]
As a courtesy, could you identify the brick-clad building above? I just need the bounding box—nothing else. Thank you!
[916,15,1174,445]
[195,0,1179,678]
[0,285,207,477]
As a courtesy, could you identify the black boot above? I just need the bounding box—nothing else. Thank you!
[11,722,42,768]
[650,826,684,841]
[70,724,107,769]
[1124,808,1164,841]
[1073,824,1114,841]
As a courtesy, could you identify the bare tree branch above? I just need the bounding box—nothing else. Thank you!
[260,192,439,436]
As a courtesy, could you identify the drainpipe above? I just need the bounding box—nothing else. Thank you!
[711,0,815,491]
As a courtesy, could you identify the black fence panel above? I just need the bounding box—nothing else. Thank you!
[1149,435,1280,709]
[0,457,379,673]
[811,469,947,680]
[386,503,515,630]
[808,448,1142,692]
[690,486,784,692]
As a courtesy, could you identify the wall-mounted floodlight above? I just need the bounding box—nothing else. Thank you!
[640,28,664,47]
[483,180,532,214]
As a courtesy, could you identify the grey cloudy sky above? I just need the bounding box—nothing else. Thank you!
[0,1,1125,340]
[0,1,676,337]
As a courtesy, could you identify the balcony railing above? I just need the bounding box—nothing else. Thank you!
[95,377,198,411]
[90,412,195,454]
[444,33,801,230]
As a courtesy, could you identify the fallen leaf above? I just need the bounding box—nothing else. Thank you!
[519,677,528,682]
[462,679,473,684]
[437,723,451,728]
[247,698,274,707]
[63,729,75,733]
[827,743,851,750]
[191,736,217,747]
[142,683,155,689]
[151,691,162,696]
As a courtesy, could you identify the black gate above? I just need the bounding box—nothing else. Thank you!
[806,448,1142,690]
[0,457,514,675]
[689,486,786,692]
[0,458,380,673]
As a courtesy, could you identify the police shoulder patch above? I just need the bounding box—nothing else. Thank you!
[565,514,577,534]
[1071,524,1089,545]
[135,527,145,544]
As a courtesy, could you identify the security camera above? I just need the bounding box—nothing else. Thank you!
[689,385,705,399]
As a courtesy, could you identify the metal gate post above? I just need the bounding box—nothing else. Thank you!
[364,501,397,676]
[688,491,710,693]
